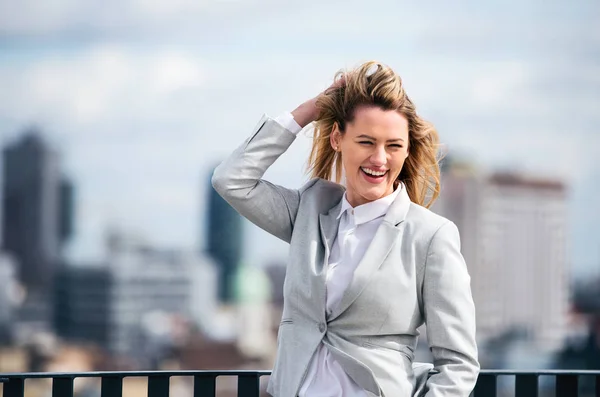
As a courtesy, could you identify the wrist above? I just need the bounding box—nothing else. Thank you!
[291,97,319,128]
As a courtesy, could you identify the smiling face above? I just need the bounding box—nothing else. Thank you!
[331,105,410,207]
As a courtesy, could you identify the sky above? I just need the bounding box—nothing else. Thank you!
[0,0,599,278]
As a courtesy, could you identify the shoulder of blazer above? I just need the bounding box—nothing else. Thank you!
[406,203,456,285]
[405,201,453,238]
[299,177,345,199]
[297,178,345,215]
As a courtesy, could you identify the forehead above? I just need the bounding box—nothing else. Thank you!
[346,105,409,140]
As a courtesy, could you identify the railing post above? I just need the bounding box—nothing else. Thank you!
[237,373,260,397]
[148,375,170,397]
[101,376,123,397]
[4,378,24,397]
[515,374,538,397]
[52,377,74,397]
[556,374,578,397]
[194,374,217,397]
[473,373,496,397]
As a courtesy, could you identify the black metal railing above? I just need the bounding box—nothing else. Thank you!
[475,370,600,397]
[0,369,599,396]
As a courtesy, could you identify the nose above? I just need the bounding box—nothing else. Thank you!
[370,145,387,166]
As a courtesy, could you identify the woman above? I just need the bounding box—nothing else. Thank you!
[212,61,479,397]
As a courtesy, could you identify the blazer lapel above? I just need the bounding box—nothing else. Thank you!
[313,199,343,316]
[318,199,343,269]
[328,186,412,322]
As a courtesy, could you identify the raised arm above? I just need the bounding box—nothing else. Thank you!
[211,95,322,243]
[422,221,480,396]
[211,115,301,243]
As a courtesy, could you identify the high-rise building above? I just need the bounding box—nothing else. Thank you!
[206,167,243,303]
[1,131,74,293]
[433,164,569,353]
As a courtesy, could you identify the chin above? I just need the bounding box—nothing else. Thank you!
[361,187,388,202]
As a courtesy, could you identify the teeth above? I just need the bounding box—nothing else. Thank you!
[361,167,386,177]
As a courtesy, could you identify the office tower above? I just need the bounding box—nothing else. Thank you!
[206,168,243,303]
[434,164,569,353]
[1,131,73,293]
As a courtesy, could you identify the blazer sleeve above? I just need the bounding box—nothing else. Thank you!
[211,114,312,243]
[422,221,480,397]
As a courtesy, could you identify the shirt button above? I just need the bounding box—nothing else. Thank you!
[318,322,326,333]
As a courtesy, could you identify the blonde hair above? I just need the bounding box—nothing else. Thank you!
[307,61,441,208]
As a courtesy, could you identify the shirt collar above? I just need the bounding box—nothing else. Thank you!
[337,183,403,226]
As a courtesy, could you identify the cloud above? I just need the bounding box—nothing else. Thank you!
[0,0,272,38]
[0,44,205,127]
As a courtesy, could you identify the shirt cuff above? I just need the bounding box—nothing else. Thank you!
[274,112,303,135]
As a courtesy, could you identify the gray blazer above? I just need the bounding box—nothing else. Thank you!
[212,115,479,397]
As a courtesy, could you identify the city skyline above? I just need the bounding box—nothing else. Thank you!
[0,0,598,278]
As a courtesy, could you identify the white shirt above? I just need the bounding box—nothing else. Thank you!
[274,113,401,397]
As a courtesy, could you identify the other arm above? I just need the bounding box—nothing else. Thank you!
[422,221,480,396]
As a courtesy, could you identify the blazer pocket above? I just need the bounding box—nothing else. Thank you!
[279,318,293,325]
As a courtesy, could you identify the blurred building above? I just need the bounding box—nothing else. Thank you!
[54,266,111,349]
[1,131,74,294]
[205,167,243,303]
[264,262,286,307]
[264,261,288,345]
[55,229,218,366]
[233,263,275,360]
[0,252,20,343]
[433,161,569,353]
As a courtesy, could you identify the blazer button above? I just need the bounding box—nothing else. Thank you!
[318,322,326,333]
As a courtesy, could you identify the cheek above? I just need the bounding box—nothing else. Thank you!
[391,156,407,174]
[343,151,364,170]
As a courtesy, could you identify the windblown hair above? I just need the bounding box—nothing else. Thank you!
[308,61,441,208]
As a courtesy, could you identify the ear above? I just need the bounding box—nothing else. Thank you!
[330,122,342,151]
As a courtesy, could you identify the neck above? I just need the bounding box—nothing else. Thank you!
[345,187,394,208]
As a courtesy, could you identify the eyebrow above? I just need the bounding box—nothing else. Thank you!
[356,134,405,143]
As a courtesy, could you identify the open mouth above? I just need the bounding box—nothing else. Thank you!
[360,167,388,183]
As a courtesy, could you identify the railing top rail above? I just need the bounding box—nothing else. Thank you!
[479,370,600,375]
[0,369,599,381]
[0,370,273,381]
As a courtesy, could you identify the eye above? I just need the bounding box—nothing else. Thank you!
[358,141,373,145]
[389,144,403,148]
